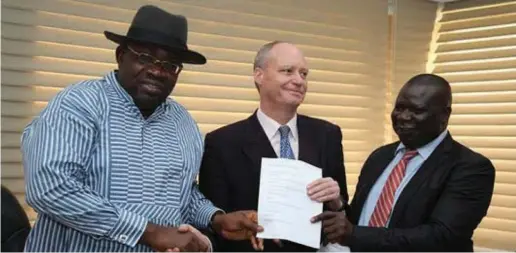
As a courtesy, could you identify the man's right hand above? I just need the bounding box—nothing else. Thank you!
[252,238,282,251]
[140,223,204,252]
[211,210,263,240]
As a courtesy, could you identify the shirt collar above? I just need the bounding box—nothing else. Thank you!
[256,108,298,141]
[395,130,449,160]
[107,70,134,105]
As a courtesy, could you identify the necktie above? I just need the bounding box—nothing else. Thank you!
[278,125,295,159]
[369,150,418,227]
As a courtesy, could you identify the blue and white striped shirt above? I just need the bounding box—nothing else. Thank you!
[21,71,219,252]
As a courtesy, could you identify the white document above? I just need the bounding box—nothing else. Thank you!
[256,158,323,249]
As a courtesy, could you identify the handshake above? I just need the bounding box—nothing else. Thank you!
[140,211,262,252]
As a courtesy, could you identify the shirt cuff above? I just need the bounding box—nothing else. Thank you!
[192,204,222,229]
[107,209,148,247]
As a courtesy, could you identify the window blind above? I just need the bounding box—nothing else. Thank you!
[1,0,389,222]
[389,0,438,141]
[430,0,516,250]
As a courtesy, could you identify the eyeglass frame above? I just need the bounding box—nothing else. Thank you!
[126,46,183,75]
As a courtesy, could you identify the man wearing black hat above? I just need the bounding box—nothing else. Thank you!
[21,5,260,252]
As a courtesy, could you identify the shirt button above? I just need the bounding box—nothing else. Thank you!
[119,234,128,243]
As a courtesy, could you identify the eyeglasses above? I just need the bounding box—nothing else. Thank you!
[126,46,183,74]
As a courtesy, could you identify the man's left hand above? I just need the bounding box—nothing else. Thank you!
[311,211,353,245]
[211,210,263,240]
[307,177,342,210]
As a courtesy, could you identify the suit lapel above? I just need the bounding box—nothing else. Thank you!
[297,116,319,166]
[242,112,277,174]
[352,144,399,218]
[241,113,324,175]
[389,134,453,226]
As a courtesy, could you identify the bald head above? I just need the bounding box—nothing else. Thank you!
[392,73,453,149]
[404,73,452,108]
[253,41,304,70]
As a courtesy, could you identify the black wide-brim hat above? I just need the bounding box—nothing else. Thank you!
[104,5,206,64]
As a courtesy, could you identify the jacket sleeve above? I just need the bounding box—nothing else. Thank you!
[326,124,349,209]
[346,157,495,251]
[198,132,231,212]
[198,132,232,250]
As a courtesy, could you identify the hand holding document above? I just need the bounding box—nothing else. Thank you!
[256,158,323,249]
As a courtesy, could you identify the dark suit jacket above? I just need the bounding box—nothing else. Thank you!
[346,133,495,252]
[1,185,31,252]
[199,112,349,252]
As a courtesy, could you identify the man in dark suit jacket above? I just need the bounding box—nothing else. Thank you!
[312,73,495,252]
[199,41,349,252]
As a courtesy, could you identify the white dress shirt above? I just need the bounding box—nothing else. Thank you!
[256,108,299,159]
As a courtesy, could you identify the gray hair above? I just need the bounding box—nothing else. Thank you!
[253,40,288,70]
[253,41,288,90]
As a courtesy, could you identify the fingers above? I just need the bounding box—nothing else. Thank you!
[250,237,264,251]
[306,179,331,196]
[190,231,210,252]
[323,222,340,235]
[218,210,263,241]
[177,224,190,233]
[245,211,258,223]
[307,179,340,202]
[250,236,259,250]
[307,177,330,189]
[273,239,283,248]
[326,230,344,243]
[222,230,248,240]
[240,216,263,233]
[221,230,231,240]
[311,211,337,223]
[177,224,209,251]
[308,180,339,199]
[311,189,340,203]
[324,220,339,233]
[198,234,211,252]
[251,238,280,251]
[325,221,347,243]
[185,225,203,238]
[221,211,262,232]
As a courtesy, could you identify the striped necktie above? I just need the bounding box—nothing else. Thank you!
[369,150,418,227]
